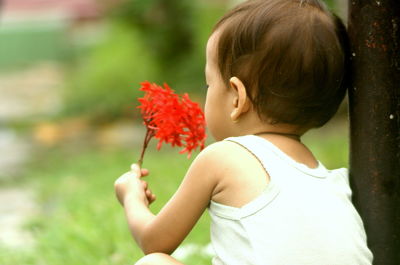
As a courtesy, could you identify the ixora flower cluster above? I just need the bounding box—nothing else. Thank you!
[137,81,206,165]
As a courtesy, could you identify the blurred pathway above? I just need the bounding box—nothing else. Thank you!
[0,188,37,248]
[0,63,63,248]
[0,63,62,122]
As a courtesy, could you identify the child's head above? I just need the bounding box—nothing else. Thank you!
[206,0,350,132]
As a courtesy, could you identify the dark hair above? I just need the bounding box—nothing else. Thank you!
[212,0,350,128]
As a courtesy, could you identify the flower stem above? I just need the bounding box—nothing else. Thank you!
[138,128,154,167]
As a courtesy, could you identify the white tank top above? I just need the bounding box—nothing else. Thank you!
[208,135,373,265]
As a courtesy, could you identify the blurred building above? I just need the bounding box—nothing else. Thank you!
[0,0,111,69]
[1,0,102,23]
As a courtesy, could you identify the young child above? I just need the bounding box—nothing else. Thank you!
[114,0,374,264]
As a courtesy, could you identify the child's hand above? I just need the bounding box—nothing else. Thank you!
[114,164,156,207]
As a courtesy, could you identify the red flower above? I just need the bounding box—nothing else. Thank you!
[137,81,206,165]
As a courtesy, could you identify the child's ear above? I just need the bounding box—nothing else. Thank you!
[229,77,251,122]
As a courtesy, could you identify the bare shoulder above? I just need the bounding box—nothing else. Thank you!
[196,140,270,207]
[171,141,244,197]
[187,140,249,187]
[194,140,251,174]
[196,140,238,157]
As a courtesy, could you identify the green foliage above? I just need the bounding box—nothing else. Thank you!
[303,119,349,169]
[61,1,227,121]
[323,0,336,9]
[63,21,159,121]
[111,0,197,68]
[171,2,227,93]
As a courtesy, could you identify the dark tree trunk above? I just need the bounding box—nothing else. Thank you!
[347,0,400,264]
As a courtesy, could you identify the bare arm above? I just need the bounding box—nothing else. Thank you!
[114,143,224,254]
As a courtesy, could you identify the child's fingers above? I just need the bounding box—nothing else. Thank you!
[149,194,156,204]
[140,168,149,177]
[141,180,148,189]
[145,188,156,204]
[130,164,142,177]
[130,164,149,178]
[139,179,153,202]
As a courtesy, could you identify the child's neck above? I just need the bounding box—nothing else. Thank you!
[235,115,305,140]
[236,120,318,169]
[253,131,301,141]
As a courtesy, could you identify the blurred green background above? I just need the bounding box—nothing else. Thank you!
[0,0,348,264]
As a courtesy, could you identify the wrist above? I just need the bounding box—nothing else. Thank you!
[123,193,147,207]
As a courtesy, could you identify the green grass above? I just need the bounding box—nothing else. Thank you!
[0,122,348,265]
[0,143,212,265]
